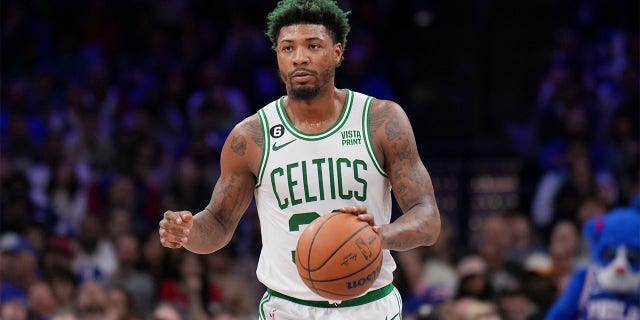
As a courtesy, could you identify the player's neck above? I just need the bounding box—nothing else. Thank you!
[284,87,345,133]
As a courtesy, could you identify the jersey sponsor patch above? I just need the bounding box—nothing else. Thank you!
[341,130,363,146]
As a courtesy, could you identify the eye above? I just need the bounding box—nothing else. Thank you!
[309,44,320,49]
[601,247,616,262]
[628,249,639,265]
[281,46,292,52]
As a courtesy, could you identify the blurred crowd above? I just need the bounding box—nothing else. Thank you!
[0,0,637,320]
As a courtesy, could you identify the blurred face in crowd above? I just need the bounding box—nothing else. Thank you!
[0,299,28,320]
[107,208,133,239]
[106,287,132,320]
[276,24,342,100]
[78,215,102,253]
[49,271,77,308]
[452,298,502,320]
[498,292,531,320]
[478,216,508,270]
[1,250,37,287]
[180,252,203,278]
[115,233,140,267]
[151,304,182,320]
[28,281,58,318]
[550,221,578,259]
[75,280,108,319]
[143,232,165,266]
[507,215,533,252]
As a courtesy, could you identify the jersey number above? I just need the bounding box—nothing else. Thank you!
[288,212,321,263]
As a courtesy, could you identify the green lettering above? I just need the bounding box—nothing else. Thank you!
[301,161,317,203]
[337,158,353,199]
[353,159,367,201]
[286,163,302,206]
[312,158,326,201]
[271,168,288,209]
[328,158,336,199]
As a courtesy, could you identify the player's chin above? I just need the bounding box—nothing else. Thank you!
[289,86,321,100]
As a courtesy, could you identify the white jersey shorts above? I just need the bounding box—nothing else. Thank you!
[258,284,402,320]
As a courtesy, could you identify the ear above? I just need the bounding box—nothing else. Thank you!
[583,215,604,244]
[334,42,343,65]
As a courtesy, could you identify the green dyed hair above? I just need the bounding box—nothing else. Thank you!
[266,0,351,62]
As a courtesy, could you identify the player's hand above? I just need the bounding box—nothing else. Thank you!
[159,210,193,248]
[338,206,381,233]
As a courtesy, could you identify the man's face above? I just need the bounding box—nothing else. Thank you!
[276,24,342,100]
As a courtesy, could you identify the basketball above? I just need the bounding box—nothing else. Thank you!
[295,212,383,301]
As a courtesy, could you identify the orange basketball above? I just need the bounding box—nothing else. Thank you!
[295,212,383,301]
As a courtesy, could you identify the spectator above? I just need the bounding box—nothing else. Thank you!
[204,246,256,318]
[140,231,175,283]
[157,252,219,320]
[548,220,582,293]
[148,303,182,320]
[106,286,139,320]
[45,267,78,312]
[27,280,58,320]
[45,160,88,236]
[455,255,493,301]
[0,234,38,305]
[106,232,155,318]
[0,1,636,319]
[75,280,109,320]
[72,214,117,281]
[451,297,502,320]
[504,212,542,266]
[495,280,535,320]
[0,299,28,320]
[49,309,79,320]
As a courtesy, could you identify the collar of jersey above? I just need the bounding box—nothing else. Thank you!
[276,89,353,141]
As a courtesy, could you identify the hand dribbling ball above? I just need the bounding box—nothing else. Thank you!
[295,212,383,301]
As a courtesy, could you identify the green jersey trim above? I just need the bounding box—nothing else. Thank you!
[275,89,353,141]
[256,109,270,188]
[363,96,387,177]
[266,283,395,308]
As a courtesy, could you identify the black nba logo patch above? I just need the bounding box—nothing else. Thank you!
[270,124,285,138]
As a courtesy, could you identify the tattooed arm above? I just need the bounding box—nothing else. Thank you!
[370,100,441,251]
[159,115,262,254]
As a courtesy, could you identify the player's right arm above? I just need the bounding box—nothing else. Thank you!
[159,115,262,254]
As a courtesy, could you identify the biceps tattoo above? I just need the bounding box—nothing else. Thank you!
[231,135,247,156]
[384,117,402,141]
[386,117,425,206]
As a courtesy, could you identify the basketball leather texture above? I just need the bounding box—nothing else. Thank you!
[295,212,383,301]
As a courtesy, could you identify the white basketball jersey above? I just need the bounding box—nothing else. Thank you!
[254,89,396,301]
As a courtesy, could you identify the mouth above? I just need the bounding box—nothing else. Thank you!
[290,70,315,83]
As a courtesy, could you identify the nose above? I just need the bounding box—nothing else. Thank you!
[292,48,309,65]
[615,266,626,275]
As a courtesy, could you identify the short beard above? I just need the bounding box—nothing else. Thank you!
[290,86,321,100]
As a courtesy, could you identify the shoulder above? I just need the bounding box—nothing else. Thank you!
[222,114,263,174]
[369,99,408,122]
[230,113,263,149]
[368,99,412,138]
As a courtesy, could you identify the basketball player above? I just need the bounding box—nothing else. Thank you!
[159,0,441,318]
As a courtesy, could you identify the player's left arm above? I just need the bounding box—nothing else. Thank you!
[370,99,441,251]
